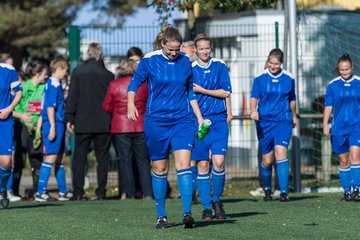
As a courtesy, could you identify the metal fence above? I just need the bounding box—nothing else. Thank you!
[68,11,360,189]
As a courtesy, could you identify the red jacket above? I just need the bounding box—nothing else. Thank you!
[102,75,148,133]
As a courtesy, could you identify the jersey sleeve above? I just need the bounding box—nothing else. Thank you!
[10,70,22,93]
[220,63,232,93]
[289,78,296,101]
[186,63,197,101]
[250,77,261,99]
[128,58,149,93]
[45,84,58,109]
[324,84,333,107]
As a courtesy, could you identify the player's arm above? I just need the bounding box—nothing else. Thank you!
[47,107,56,141]
[290,100,297,128]
[250,97,259,121]
[323,106,333,136]
[190,99,204,130]
[0,90,22,120]
[192,83,230,98]
[226,97,233,123]
[127,91,138,121]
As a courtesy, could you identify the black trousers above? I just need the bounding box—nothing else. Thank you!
[13,121,43,194]
[113,133,152,198]
[72,133,111,197]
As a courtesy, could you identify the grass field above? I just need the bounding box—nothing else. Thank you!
[1,192,360,240]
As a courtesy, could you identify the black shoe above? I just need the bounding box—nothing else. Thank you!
[279,192,290,202]
[212,201,226,219]
[34,192,57,202]
[341,192,352,201]
[156,216,168,229]
[183,213,195,228]
[70,194,89,201]
[352,191,360,201]
[201,209,213,221]
[0,191,10,209]
[263,189,273,202]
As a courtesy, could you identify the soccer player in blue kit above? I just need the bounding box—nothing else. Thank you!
[0,62,22,208]
[127,26,203,229]
[250,48,297,202]
[323,54,360,201]
[190,33,232,220]
[34,57,70,202]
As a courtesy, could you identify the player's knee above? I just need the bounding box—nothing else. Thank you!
[197,161,209,174]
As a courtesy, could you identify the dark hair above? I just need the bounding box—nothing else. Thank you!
[127,47,143,59]
[267,48,284,64]
[87,42,103,60]
[335,53,352,76]
[25,61,47,79]
[194,33,211,48]
[337,53,352,66]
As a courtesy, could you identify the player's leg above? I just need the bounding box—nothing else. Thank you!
[55,153,71,201]
[197,160,212,220]
[349,135,360,200]
[190,160,198,204]
[332,135,351,201]
[274,121,292,201]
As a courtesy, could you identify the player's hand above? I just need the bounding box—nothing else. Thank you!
[22,113,33,123]
[33,129,42,149]
[250,111,259,121]
[127,103,139,121]
[0,107,12,120]
[193,83,205,94]
[227,111,233,124]
[67,122,74,133]
[292,116,298,128]
[197,117,204,131]
[48,126,56,141]
[323,124,330,136]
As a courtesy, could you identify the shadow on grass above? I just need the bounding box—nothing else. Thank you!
[6,203,64,210]
[226,211,267,218]
[280,195,321,202]
[221,198,259,203]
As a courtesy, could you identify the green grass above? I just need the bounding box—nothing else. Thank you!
[1,193,360,239]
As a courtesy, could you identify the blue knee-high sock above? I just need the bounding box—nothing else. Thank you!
[260,163,272,191]
[37,162,53,194]
[6,168,13,190]
[55,163,67,193]
[339,166,351,193]
[0,165,11,192]
[350,164,360,192]
[276,159,289,193]
[212,169,225,203]
[191,165,197,191]
[177,168,193,214]
[152,171,167,218]
[197,173,211,210]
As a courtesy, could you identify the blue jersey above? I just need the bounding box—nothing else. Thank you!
[41,77,65,123]
[192,57,232,117]
[251,69,296,122]
[0,63,22,119]
[324,75,360,135]
[128,50,196,124]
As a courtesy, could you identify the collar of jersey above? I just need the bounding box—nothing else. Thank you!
[49,77,60,83]
[340,75,356,83]
[266,68,283,78]
[193,57,213,69]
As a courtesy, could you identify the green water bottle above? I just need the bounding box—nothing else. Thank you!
[197,119,212,140]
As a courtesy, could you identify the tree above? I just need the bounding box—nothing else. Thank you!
[149,0,277,29]
[0,0,146,69]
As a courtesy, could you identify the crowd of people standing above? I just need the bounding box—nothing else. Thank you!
[0,24,359,229]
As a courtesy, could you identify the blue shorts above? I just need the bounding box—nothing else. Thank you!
[191,115,228,161]
[331,134,360,154]
[144,117,196,160]
[43,121,65,155]
[0,119,14,155]
[256,120,292,155]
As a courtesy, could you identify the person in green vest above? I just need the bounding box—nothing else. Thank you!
[11,62,48,200]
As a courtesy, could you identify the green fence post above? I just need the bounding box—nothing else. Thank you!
[69,25,81,74]
[275,21,279,48]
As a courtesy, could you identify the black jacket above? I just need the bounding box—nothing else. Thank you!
[66,59,114,133]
